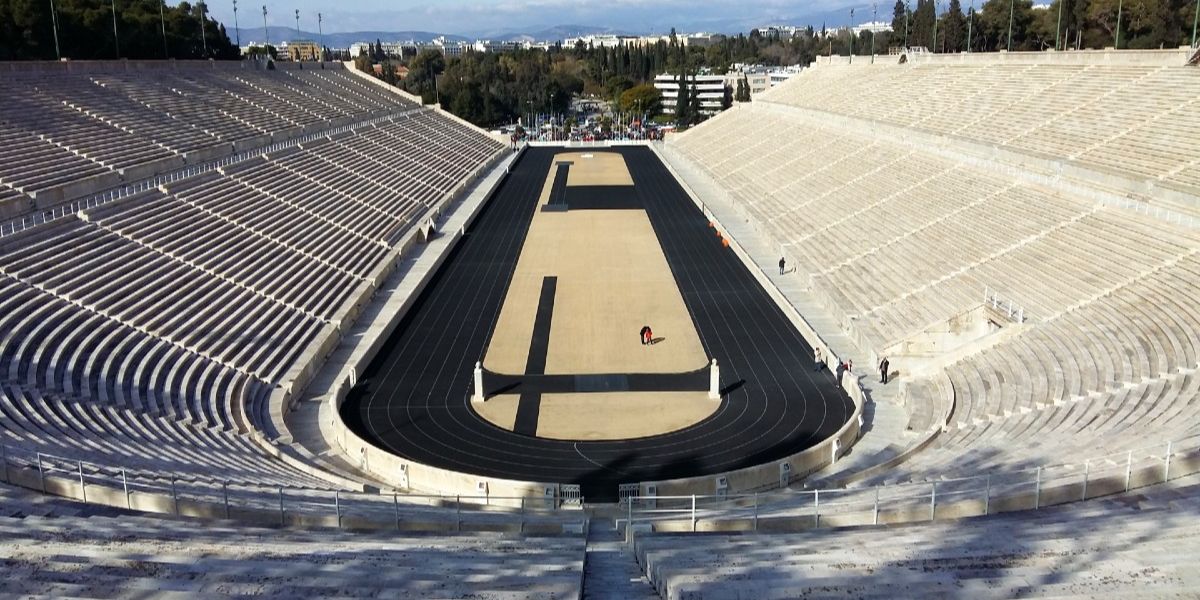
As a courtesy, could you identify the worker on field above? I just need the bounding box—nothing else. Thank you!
[640,325,651,346]
[779,256,786,275]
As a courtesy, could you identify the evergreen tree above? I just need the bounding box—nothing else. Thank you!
[943,0,968,52]
[892,0,910,42]
[674,72,691,127]
[912,0,938,49]
[0,0,239,60]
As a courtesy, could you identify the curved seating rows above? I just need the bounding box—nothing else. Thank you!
[761,62,1200,194]
[672,59,1200,495]
[0,71,504,491]
[0,64,419,197]
[675,105,1200,351]
[0,383,327,489]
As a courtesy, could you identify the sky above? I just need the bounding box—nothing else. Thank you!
[206,0,865,38]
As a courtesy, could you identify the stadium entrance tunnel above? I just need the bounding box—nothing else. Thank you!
[339,146,856,502]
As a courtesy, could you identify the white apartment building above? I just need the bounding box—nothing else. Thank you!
[654,73,731,116]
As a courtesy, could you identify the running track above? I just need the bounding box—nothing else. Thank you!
[340,147,854,501]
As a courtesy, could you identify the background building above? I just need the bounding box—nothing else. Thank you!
[284,40,321,61]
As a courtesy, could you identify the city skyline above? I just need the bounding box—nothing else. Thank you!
[206,0,866,39]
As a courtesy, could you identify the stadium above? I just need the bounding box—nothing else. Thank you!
[2,6,1200,597]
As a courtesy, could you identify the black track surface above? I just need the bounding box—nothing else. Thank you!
[341,147,854,501]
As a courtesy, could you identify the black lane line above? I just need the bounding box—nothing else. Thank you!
[484,368,708,396]
[512,276,557,436]
[341,147,855,501]
[545,163,570,210]
[563,185,641,210]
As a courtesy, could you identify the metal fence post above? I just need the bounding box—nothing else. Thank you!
[813,490,820,528]
[37,454,46,494]
[172,479,179,515]
[691,495,697,532]
[984,475,991,515]
[122,469,130,509]
[0,444,8,483]
[626,498,633,543]
[1034,467,1042,509]
[278,487,285,526]
[393,492,400,531]
[456,495,461,532]
[223,481,230,519]
[873,487,880,525]
[335,490,342,529]
[520,497,526,534]
[78,460,86,503]
[1082,461,1090,500]
[1125,451,1133,492]
[1164,441,1173,482]
[930,482,937,521]
[753,493,759,532]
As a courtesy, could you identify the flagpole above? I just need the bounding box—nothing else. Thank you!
[1006,0,1014,51]
[870,3,877,63]
[967,1,974,52]
[199,2,208,56]
[1114,0,1123,49]
[160,0,168,57]
[1054,0,1063,50]
[110,0,120,58]
[49,0,61,59]
[1193,0,1199,48]
[849,7,855,64]
[933,0,939,53]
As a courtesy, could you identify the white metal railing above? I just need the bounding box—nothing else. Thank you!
[0,444,581,531]
[1103,196,1199,230]
[0,107,430,239]
[983,287,1028,323]
[621,435,1200,539]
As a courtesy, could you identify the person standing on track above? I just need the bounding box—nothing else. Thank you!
[814,347,823,371]
[778,256,786,275]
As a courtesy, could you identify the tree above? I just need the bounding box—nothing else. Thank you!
[0,0,239,60]
[619,84,662,115]
[977,0,1036,50]
[674,72,691,127]
[943,0,968,52]
[735,77,752,102]
[912,0,938,49]
[892,0,910,42]
[245,44,277,59]
[405,49,446,104]
[721,82,733,110]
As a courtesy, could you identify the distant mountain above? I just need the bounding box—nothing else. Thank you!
[230,26,469,48]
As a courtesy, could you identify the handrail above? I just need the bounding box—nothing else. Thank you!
[621,435,1200,535]
[0,444,583,531]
